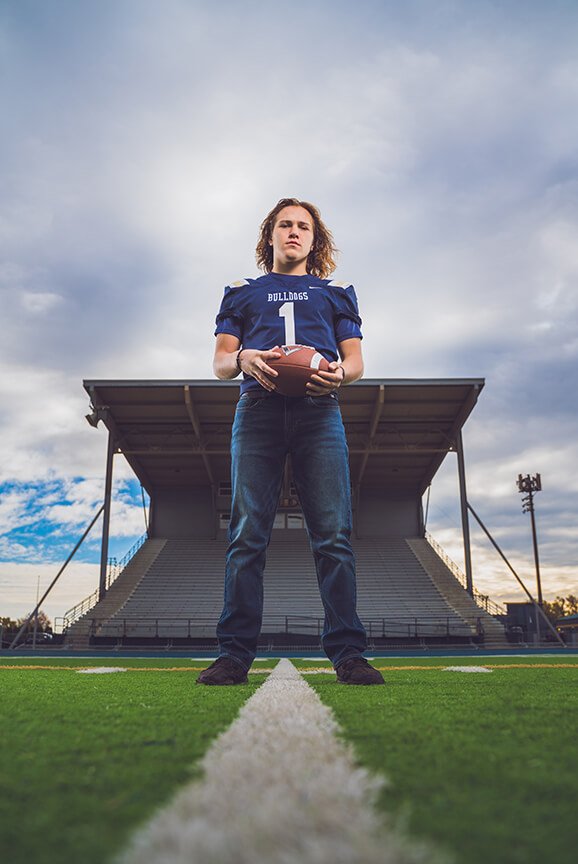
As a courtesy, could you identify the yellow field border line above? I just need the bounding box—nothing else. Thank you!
[484,663,578,669]
[0,665,273,672]
[301,663,578,671]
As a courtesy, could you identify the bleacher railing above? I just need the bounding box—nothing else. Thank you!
[61,534,148,630]
[425,532,506,617]
[105,534,148,585]
[77,614,481,641]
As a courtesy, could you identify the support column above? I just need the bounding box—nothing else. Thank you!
[99,429,115,601]
[456,430,474,596]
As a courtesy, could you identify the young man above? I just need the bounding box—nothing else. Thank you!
[197,198,384,686]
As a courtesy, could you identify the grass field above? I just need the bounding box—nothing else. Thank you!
[0,658,273,864]
[305,657,578,864]
[1,655,577,864]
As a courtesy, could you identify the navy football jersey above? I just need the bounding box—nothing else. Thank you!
[214,272,363,394]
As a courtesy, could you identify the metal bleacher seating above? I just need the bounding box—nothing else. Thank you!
[86,532,476,643]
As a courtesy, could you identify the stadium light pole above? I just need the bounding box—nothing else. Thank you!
[517,474,543,606]
[517,473,543,643]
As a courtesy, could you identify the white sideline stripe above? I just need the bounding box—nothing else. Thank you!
[443,666,493,673]
[76,667,127,674]
[117,659,426,864]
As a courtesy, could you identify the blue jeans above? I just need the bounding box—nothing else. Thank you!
[217,392,367,669]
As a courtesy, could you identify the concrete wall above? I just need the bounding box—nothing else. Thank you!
[149,485,423,540]
[150,486,215,539]
[355,489,423,538]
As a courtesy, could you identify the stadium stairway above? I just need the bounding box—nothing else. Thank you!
[406,538,509,648]
[64,538,167,648]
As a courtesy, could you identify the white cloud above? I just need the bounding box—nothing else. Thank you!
[0,537,29,558]
[425,524,577,607]
[0,365,103,482]
[0,488,37,534]
[45,489,147,539]
[1,476,146,537]
[21,291,63,314]
[0,560,99,625]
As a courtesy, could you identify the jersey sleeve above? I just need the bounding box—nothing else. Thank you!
[214,283,246,340]
[331,283,363,342]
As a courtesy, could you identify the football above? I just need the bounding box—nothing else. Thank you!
[266,345,330,397]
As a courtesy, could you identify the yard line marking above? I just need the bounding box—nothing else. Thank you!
[76,667,128,674]
[117,658,426,864]
[443,666,492,673]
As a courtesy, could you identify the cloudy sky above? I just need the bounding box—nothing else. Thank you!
[1,0,577,625]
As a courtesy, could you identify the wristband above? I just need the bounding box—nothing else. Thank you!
[236,349,245,374]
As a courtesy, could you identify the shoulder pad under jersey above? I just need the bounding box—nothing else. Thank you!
[327,280,353,289]
[228,278,250,288]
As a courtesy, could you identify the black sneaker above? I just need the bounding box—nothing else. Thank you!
[196,656,249,685]
[336,656,385,685]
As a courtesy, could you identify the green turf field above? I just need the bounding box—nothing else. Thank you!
[306,658,578,864]
[0,658,273,864]
[1,656,576,864]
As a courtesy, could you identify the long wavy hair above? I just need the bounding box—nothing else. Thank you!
[255,198,338,279]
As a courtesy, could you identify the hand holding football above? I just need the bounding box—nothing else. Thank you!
[265,345,330,397]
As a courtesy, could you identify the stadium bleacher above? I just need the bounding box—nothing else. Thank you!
[66,533,506,648]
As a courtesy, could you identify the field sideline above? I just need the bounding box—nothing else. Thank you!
[1,655,577,863]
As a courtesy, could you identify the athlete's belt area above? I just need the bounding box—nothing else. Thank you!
[237,391,269,403]
[305,393,338,404]
[238,391,338,404]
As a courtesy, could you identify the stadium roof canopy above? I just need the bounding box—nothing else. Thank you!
[84,378,484,497]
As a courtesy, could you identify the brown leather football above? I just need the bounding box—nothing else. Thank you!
[266,345,330,397]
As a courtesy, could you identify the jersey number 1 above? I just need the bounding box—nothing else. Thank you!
[279,302,295,345]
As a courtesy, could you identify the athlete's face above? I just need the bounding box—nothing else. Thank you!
[270,206,314,274]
